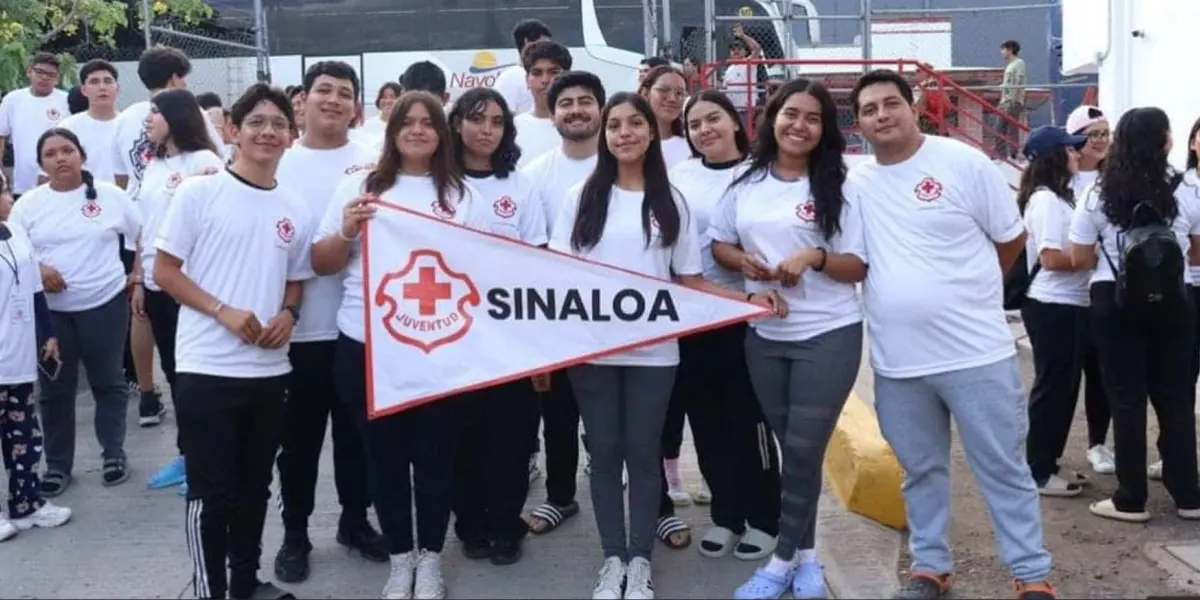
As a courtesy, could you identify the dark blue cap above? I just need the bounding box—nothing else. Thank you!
[1022,125,1088,160]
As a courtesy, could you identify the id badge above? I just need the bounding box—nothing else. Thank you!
[8,292,31,324]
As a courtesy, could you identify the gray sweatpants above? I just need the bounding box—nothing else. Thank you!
[744,323,862,561]
[875,356,1052,583]
[39,292,130,476]
[569,363,676,561]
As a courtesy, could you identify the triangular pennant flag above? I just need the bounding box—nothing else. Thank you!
[362,202,770,418]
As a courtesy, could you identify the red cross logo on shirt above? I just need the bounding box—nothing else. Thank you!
[493,196,517,219]
[795,200,816,222]
[47,108,61,121]
[914,176,944,202]
[80,201,102,219]
[166,173,183,189]
[276,217,295,244]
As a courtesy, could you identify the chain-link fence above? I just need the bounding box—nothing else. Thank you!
[134,0,269,108]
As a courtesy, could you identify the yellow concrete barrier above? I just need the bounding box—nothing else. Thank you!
[823,391,907,530]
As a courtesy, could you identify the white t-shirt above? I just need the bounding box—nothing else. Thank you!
[709,171,866,342]
[8,181,140,312]
[112,100,226,195]
[358,117,387,140]
[1023,188,1091,307]
[851,135,1024,379]
[154,170,315,378]
[521,147,598,235]
[58,112,121,183]
[514,113,559,168]
[136,150,226,291]
[321,171,488,344]
[465,170,549,245]
[724,65,758,109]
[0,88,69,193]
[549,185,703,367]
[0,221,42,385]
[1071,170,1098,198]
[277,140,378,343]
[493,65,534,115]
[660,136,692,170]
[1068,173,1200,285]
[668,158,743,289]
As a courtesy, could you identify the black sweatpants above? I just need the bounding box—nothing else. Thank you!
[1082,340,1110,447]
[1022,298,1090,483]
[120,246,137,385]
[1090,283,1200,512]
[658,323,782,533]
[142,288,179,389]
[336,335,457,555]
[178,372,287,600]
[453,378,541,544]
[540,369,581,508]
[277,340,370,532]
[1190,286,1200,384]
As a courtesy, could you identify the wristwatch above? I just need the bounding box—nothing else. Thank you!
[285,304,301,323]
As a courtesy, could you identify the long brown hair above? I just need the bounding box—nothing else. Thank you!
[365,90,464,215]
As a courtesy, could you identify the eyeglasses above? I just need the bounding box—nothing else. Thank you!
[31,68,59,79]
[241,117,292,133]
[1086,130,1111,141]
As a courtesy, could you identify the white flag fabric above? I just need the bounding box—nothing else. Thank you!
[362,202,770,418]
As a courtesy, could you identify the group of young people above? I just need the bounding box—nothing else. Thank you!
[11,13,1197,600]
[1015,102,1200,527]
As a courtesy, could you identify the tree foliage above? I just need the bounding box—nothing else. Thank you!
[0,0,213,91]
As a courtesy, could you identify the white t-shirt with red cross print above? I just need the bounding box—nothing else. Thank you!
[464,169,548,246]
[137,150,226,291]
[278,140,378,343]
[8,180,141,313]
[154,169,315,379]
[709,170,866,343]
[850,135,1024,379]
[0,87,70,194]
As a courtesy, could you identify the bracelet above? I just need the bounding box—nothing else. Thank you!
[211,301,224,317]
[813,247,829,272]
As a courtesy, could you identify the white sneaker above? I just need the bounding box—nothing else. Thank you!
[414,550,446,600]
[1088,445,1116,474]
[664,459,691,507]
[624,557,654,599]
[11,502,72,530]
[382,552,415,599]
[593,556,626,600]
[1149,459,1164,481]
[0,515,17,541]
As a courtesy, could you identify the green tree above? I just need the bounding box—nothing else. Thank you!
[0,0,213,91]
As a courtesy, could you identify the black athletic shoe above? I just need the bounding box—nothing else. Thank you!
[138,390,166,427]
[273,530,312,583]
[336,518,388,563]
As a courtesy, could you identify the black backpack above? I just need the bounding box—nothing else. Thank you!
[1003,253,1041,310]
[1100,201,1187,308]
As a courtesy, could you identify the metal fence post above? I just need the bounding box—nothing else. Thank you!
[703,0,715,64]
[141,0,153,49]
[662,0,672,55]
[861,0,873,68]
[253,0,268,82]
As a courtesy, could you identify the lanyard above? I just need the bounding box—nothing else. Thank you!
[0,240,18,287]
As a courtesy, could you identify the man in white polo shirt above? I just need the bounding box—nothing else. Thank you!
[153,83,312,600]
[847,70,1055,600]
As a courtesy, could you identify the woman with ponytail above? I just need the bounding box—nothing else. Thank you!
[7,128,142,498]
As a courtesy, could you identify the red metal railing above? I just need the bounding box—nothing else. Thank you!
[697,58,1029,172]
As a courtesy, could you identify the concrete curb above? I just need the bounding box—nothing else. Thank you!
[817,490,903,599]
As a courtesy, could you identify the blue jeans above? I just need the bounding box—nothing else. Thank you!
[875,356,1052,583]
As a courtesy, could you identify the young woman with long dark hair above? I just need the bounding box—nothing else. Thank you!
[132,89,224,494]
[1063,104,1114,475]
[446,86,547,566]
[549,91,784,600]
[8,128,141,498]
[638,65,691,169]
[664,89,781,562]
[1069,107,1200,523]
[709,78,866,600]
[312,90,511,599]
[1014,126,1093,499]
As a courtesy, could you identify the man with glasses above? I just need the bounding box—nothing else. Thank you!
[0,53,69,200]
